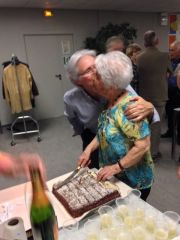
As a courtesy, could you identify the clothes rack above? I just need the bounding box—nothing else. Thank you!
[9,54,41,146]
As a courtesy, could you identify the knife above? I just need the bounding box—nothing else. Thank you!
[53,166,81,190]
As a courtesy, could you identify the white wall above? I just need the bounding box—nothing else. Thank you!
[0,8,98,124]
[99,11,169,51]
[0,8,169,125]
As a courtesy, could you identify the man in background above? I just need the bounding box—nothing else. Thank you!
[161,41,180,145]
[137,30,172,161]
[105,36,125,52]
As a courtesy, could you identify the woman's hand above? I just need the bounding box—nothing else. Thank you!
[124,96,153,122]
[77,137,99,168]
[77,151,91,168]
[97,163,120,181]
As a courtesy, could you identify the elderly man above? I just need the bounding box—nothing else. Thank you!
[105,36,125,52]
[64,49,159,169]
[137,30,172,161]
[162,41,180,144]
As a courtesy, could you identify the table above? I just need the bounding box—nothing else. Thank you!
[59,193,180,240]
[1,172,179,240]
[0,171,131,232]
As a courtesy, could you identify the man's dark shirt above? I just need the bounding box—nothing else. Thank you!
[168,58,180,88]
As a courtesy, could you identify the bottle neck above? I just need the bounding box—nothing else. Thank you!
[30,169,49,206]
[30,169,45,193]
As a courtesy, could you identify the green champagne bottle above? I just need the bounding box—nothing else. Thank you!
[30,169,58,240]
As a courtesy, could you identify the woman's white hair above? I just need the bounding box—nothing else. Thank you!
[95,51,133,90]
[66,49,96,84]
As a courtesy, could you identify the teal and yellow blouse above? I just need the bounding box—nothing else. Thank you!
[96,91,154,190]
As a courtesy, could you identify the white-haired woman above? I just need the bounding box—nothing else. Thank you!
[78,51,154,201]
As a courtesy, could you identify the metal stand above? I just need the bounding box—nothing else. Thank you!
[10,55,41,146]
[11,115,41,146]
[171,107,180,161]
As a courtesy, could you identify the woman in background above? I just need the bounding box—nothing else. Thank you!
[126,43,142,93]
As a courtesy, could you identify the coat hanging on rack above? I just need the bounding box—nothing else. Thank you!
[2,57,39,113]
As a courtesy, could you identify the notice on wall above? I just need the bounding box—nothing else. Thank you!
[61,40,71,55]
[168,14,180,48]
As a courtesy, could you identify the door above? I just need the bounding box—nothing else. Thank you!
[24,34,74,120]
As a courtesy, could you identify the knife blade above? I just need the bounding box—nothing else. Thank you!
[53,166,81,190]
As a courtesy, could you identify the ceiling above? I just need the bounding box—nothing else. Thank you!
[0,0,180,13]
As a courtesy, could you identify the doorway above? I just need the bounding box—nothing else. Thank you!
[24,34,74,120]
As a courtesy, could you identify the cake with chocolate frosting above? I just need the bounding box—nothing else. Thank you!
[52,169,120,218]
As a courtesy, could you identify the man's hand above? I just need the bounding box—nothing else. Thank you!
[19,153,46,180]
[77,151,91,168]
[124,96,153,122]
[0,152,45,180]
[0,152,18,176]
[97,163,120,181]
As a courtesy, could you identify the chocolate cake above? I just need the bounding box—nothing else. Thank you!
[52,169,120,218]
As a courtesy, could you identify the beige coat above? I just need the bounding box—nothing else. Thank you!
[3,63,33,113]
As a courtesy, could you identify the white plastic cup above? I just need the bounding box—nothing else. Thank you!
[116,204,129,220]
[62,219,79,240]
[127,189,141,198]
[126,189,141,208]
[84,219,99,240]
[116,230,132,240]
[144,215,156,232]
[131,225,146,240]
[98,205,113,229]
[154,228,168,240]
[163,211,180,239]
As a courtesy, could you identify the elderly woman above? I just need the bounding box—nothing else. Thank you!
[78,51,154,201]
[126,43,142,93]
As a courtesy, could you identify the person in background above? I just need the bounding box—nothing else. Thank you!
[177,166,180,178]
[0,151,44,178]
[126,43,142,92]
[78,51,154,201]
[137,30,172,162]
[105,36,125,52]
[177,66,180,89]
[161,41,180,145]
[64,49,158,170]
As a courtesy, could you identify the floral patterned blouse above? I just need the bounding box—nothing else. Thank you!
[96,91,154,190]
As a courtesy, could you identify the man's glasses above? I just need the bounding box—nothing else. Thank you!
[78,65,96,77]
